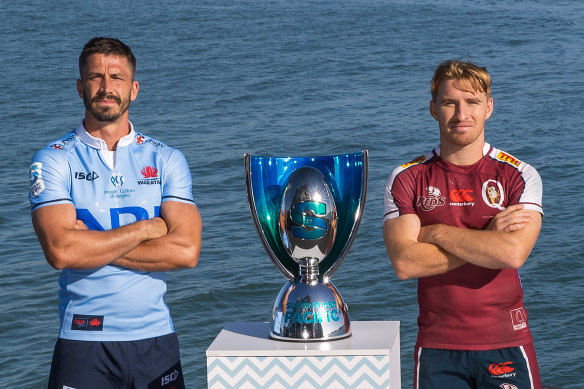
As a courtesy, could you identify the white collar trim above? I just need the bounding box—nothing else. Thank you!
[75,121,135,150]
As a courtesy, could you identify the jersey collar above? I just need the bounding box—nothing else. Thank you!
[433,143,491,158]
[75,121,136,150]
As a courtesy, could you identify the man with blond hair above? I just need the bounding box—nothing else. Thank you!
[383,60,543,388]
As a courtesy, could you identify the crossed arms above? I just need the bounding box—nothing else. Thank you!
[32,201,202,272]
[383,204,542,280]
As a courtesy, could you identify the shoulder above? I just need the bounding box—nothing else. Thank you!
[133,132,180,157]
[40,131,79,153]
[486,146,541,177]
[386,148,435,188]
[133,132,189,169]
[32,131,79,163]
[134,132,171,150]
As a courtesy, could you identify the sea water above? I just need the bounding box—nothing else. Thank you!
[1,0,582,387]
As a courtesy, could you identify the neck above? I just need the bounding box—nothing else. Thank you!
[439,140,485,165]
[83,113,130,151]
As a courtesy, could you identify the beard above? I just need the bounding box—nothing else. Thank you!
[83,90,131,122]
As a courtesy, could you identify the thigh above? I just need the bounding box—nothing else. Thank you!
[48,339,127,389]
[414,347,474,389]
[129,333,185,389]
[473,344,541,389]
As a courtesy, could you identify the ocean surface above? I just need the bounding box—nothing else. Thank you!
[1,0,583,387]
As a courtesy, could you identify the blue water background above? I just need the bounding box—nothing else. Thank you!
[1,1,583,387]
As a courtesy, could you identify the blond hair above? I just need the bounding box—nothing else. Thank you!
[431,60,491,101]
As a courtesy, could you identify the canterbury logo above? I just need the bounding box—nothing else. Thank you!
[489,361,514,375]
[449,189,474,202]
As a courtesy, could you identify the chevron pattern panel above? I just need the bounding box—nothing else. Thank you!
[207,355,391,388]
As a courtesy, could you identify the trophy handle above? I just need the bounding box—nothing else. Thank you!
[245,153,295,280]
[323,149,368,279]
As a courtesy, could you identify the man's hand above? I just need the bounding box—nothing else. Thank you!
[486,204,531,232]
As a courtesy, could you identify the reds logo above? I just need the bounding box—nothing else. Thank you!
[417,186,446,211]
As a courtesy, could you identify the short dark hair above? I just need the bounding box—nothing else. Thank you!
[79,37,136,79]
[431,60,491,101]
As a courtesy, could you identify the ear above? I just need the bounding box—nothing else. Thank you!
[130,80,139,102]
[485,97,493,120]
[76,79,84,99]
[429,100,438,121]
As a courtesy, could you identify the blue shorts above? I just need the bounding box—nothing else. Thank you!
[414,344,541,389]
[48,333,185,389]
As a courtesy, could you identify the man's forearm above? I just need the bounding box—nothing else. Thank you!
[32,204,168,270]
[112,201,202,272]
[420,217,540,269]
[113,233,200,272]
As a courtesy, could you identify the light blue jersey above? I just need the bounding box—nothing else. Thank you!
[29,122,195,341]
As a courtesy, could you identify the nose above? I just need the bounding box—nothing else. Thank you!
[454,103,468,120]
[99,76,112,92]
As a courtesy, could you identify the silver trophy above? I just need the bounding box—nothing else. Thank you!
[245,151,368,341]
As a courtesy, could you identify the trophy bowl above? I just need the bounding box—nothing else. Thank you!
[245,151,368,341]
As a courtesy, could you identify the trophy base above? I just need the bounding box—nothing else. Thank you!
[269,279,351,342]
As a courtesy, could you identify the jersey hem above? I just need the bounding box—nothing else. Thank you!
[416,336,533,351]
[58,328,175,342]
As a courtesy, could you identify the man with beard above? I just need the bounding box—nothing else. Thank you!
[29,37,201,389]
[383,60,543,388]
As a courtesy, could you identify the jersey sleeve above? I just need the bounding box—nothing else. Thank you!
[161,148,195,205]
[383,165,417,222]
[29,148,73,212]
[514,164,543,215]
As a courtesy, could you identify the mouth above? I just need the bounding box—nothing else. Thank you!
[93,94,121,106]
[449,122,474,131]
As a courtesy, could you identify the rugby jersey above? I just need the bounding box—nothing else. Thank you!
[29,122,195,341]
[384,143,543,350]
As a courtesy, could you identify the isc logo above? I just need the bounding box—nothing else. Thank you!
[74,171,99,181]
[76,206,160,230]
[160,370,179,386]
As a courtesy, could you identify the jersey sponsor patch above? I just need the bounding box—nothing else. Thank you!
[449,189,475,207]
[400,154,427,168]
[496,151,522,167]
[71,314,104,331]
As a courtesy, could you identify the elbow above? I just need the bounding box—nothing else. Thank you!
[395,270,412,280]
[390,258,415,280]
[504,253,527,270]
[181,246,200,269]
[44,250,73,270]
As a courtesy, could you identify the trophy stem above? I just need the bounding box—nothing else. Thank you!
[299,257,319,285]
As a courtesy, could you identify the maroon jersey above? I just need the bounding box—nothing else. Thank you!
[384,143,543,350]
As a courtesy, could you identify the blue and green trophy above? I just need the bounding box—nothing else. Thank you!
[244,151,368,341]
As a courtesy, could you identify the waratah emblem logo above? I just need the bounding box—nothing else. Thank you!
[141,166,158,178]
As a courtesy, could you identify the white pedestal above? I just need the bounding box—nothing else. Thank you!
[206,321,400,389]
